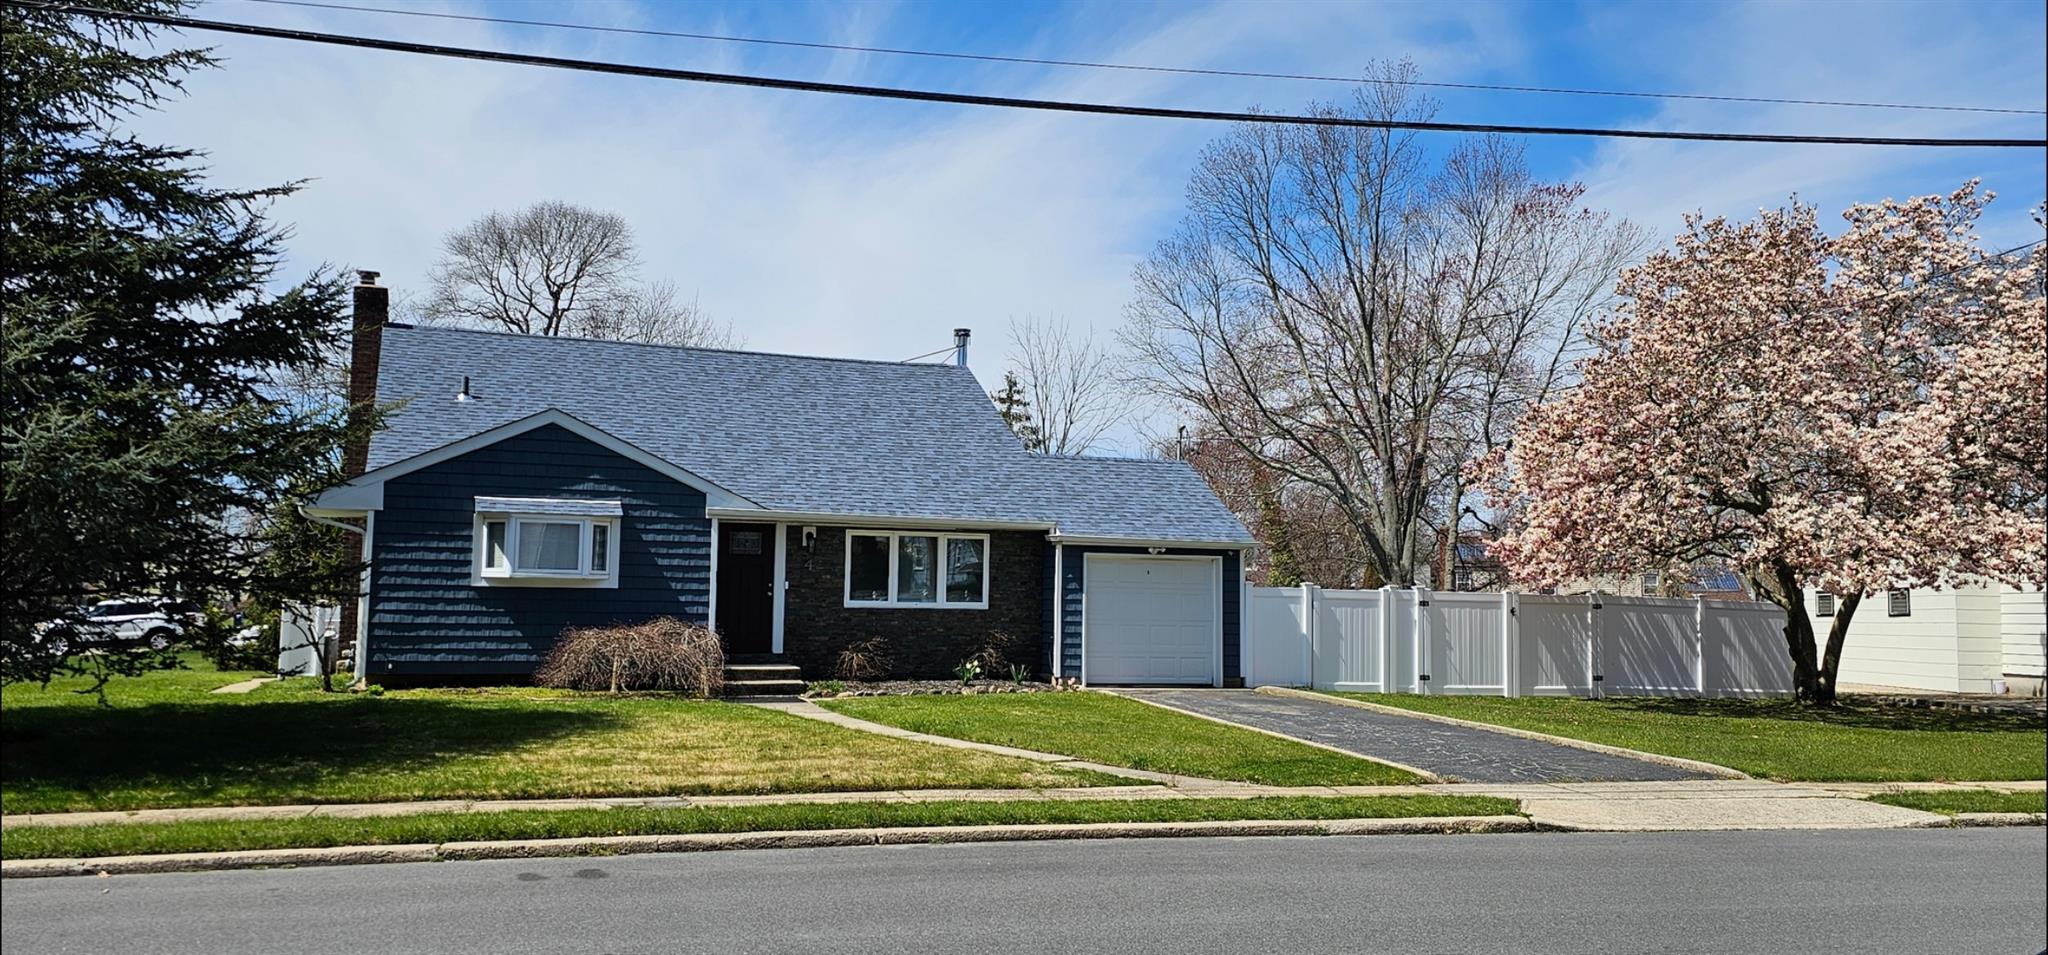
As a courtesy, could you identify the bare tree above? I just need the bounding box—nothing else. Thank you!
[425,202,738,347]
[1006,316,1126,455]
[580,282,742,349]
[1122,62,1640,585]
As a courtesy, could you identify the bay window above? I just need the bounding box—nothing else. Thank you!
[474,497,621,586]
[845,530,988,608]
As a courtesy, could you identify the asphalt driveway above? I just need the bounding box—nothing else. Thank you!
[1116,688,1714,783]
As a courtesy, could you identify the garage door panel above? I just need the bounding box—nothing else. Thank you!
[1084,557,1218,685]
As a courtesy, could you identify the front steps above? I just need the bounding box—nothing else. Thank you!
[723,660,806,699]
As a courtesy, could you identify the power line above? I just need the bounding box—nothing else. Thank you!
[235,0,2048,118]
[899,345,956,364]
[26,3,2046,149]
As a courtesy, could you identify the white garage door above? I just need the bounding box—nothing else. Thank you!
[1084,556,1219,685]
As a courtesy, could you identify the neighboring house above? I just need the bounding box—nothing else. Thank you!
[1440,534,1509,592]
[1557,566,1752,600]
[1804,583,2046,696]
[308,279,1253,686]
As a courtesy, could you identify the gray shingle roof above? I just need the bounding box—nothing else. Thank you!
[368,325,1251,544]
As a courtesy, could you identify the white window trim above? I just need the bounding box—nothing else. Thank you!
[842,530,990,609]
[473,512,621,588]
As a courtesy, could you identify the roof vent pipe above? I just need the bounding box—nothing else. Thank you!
[456,375,472,402]
[953,328,971,368]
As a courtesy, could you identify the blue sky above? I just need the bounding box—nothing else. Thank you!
[153,0,2046,450]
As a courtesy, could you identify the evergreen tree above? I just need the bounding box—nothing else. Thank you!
[990,371,1044,451]
[2,0,360,689]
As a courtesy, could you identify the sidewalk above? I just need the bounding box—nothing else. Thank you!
[8,779,2039,832]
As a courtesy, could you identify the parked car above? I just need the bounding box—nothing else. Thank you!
[156,599,206,628]
[33,599,185,656]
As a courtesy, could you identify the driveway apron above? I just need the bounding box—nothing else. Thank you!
[1116,689,1714,783]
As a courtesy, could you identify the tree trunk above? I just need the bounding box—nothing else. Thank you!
[1758,562,1827,704]
[1813,592,1861,706]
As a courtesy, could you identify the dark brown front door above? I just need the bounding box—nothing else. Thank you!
[716,522,775,655]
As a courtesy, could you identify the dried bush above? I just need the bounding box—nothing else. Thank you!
[834,637,892,681]
[534,617,724,696]
[969,629,1018,675]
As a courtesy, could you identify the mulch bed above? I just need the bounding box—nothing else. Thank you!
[805,679,1068,699]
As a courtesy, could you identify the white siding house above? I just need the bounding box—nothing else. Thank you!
[1807,583,2045,695]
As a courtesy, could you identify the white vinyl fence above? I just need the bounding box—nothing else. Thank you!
[277,603,341,678]
[1244,585,1792,698]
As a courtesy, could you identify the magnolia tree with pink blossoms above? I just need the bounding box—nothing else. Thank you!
[1484,184,2045,704]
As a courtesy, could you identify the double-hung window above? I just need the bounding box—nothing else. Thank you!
[844,530,988,608]
[474,497,621,586]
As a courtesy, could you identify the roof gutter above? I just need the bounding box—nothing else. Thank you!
[703,507,1056,533]
[297,503,366,535]
[1046,534,1257,550]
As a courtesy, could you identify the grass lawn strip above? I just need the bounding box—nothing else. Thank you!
[1321,692,2046,783]
[1866,789,2047,816]
[819,692,1420,786]
[1,665,1113,815]
[0,795,1515,860]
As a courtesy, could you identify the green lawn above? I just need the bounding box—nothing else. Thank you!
[1866,789,2047,816]
[1,663,1113,814]
[820,692,1421,786]
[1321,692,2047,782]
[0,794,1516,860]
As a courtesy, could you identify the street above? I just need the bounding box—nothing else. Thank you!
[3,828,2041,954]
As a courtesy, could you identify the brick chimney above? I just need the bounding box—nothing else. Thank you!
[336,271,388,673]
[343,270,389,478]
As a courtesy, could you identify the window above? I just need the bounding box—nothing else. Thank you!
[474,498,621,586]
[1640,572,1661,594]
[844,531,989,608]
[1887,589,1911,617]
[1816,593,1836,617]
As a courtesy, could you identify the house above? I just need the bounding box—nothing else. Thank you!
[1556,566,1752,600]
[307,276,1254,686]
[1803,583,2045,696]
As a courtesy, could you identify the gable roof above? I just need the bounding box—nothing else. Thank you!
[314,408,756,514]
[364,325,1252,545]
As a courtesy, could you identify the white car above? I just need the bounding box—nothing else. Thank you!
[34,599,185,656]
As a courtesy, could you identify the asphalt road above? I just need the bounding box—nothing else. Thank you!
[4,829,2042,955]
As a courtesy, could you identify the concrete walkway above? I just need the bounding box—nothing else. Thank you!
[1117,688,1714,783]
[747,698,1244,788]
[7,779,2038,833]
[209,677,276,694]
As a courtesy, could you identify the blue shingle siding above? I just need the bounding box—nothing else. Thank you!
[1056,545,1243,684]
[365,424,709,676]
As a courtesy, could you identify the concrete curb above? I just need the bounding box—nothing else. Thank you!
[1256,686,1751,780]
[1105,690,1445,783]
[0,815,1534,879]
[1949,812,2046,828]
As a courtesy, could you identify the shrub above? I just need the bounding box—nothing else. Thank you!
[969,629,1018,674]
[187,607,274,673]
[805,679,845,698]
[534,618,724,696]
[834,637,892,681]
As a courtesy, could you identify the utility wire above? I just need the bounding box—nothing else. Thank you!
[27,3,2045,149]
[235,0,2047,117]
